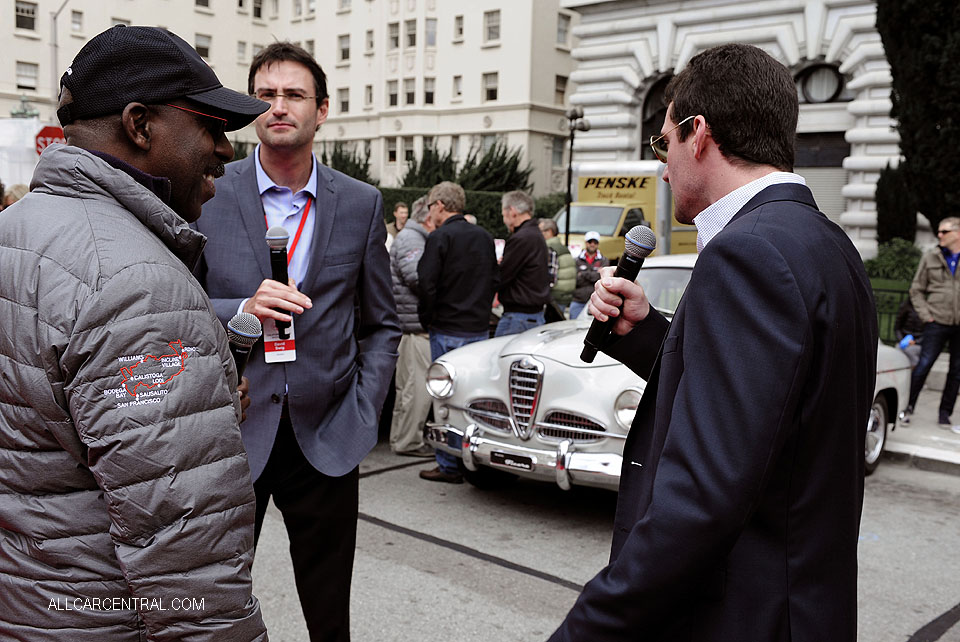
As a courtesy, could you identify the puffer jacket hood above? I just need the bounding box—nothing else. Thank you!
[0,144,267,641]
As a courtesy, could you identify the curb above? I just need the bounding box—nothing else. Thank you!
[883,442,960,477]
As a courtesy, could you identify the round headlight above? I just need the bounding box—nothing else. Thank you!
[426,362,456,399]
[614,389,642,430]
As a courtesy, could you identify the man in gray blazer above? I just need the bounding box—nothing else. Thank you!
[194,42,400,642]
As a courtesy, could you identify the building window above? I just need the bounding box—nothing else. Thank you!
[237,40,247,61]
[483,72,498,102]
[424,77,435,105]
[305,39,314,56]
[16,61,38,90]
[403,136,414,162]
[339,34,350,62]
[555,75,567,104]
[293,0,302,17]
[552,136,564,166]
[253,43,264,56]
[111,17,130,26]
[452,75,462,99]
[557,13,571,46]
[484,10,500,43]
[405,20,416,48]
[365,29,374,52]
[71,10,83,32]
[196,0,209,7]
[271,0,278,15]
[338,88,349,113]
[404,78,415,105]
[795,64,852,104]
[481,134,497,154]
[339,0,351,9]
[307,0,316,13]
[195,34,212,58]
[451,135,460,158]
[453,15,463,41]
[16,1,37,30]
[388,22,399,50]
[424,136,435,150]
[364,84,373,106]
[253,0,263,18]
[388,80,398,106]
[387,138,397,163]
[425,18,437,47]
[238,0,245,8]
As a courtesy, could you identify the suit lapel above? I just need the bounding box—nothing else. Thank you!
[299,162,339,294]
[235,156,272,281]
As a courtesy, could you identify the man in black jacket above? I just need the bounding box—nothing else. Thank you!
[496,190,551,336]
[417,181,499,483]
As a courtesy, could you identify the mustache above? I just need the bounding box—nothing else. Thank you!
[210,163,225,178]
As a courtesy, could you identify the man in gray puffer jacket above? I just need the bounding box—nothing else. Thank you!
[388,196,437,456]
[0,26,270,640]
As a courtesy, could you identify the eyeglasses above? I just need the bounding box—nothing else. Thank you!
[649,114,697,163]
[938,228,956,235]
[252,90,316,103]
[427,200,441,209]
[164,103,227,139]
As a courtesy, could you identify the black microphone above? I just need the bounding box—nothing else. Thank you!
[580,225,657,363]
[226,312,263,379]
[265,226,290,338]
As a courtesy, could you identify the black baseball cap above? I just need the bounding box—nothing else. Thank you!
[57,25,268,131]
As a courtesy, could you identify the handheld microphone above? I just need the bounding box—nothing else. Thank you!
[265,226,290,338]
[226,312,263,379]
[580,225,657,363]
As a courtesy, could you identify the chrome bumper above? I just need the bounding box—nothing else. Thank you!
[424,422,622,491]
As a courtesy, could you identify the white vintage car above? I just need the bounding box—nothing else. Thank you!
[424,254,911,490]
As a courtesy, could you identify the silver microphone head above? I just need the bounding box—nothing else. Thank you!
[227,312,263,348]
[265,225,290,250]
[623,225,657,260]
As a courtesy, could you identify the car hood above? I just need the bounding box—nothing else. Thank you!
[496,319,627,368]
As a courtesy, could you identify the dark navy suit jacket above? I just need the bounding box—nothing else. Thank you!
[193,155,400,480]
[550,184,878,641]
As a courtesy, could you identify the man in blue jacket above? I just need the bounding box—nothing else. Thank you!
[549,43,877,642]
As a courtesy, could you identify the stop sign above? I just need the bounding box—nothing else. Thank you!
[36,125,65,155]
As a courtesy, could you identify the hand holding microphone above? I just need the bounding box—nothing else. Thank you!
[580,225,657,363]
[266,226,291,338]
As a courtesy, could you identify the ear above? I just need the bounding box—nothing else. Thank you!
[315,97,330,131]
[120,103,153,152]
[692,115,710,160]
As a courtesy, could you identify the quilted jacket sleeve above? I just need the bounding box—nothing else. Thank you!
[63,259,267,641]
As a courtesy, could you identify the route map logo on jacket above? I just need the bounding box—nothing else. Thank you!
[115,340,189,404]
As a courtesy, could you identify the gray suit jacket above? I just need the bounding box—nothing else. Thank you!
[194,155,400,480]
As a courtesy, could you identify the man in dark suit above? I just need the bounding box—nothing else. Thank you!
[548,44,877,642]
[193,42,400,642]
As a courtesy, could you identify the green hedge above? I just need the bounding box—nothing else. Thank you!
[380,187,509,238]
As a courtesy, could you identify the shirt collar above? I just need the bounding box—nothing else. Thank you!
[253,143,318,199]
[693,171,806,252]
[88,150,172,205]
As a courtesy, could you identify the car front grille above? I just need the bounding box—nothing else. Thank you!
[538,411,607,443]
[466,399,511,432]
[509,360,543,433]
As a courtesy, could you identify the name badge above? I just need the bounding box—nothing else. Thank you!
[263,317,297,363]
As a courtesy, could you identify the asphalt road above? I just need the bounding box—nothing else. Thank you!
[251,444,960,641]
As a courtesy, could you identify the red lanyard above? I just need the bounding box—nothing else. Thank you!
[265,198,312,265]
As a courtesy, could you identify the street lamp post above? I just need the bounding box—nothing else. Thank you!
[564,106,590,247]
[50,0,72,105]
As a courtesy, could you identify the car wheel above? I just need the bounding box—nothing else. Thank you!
[462,465,518,490]
[865,395,888,476]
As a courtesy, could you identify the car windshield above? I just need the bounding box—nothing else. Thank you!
[577,266,693,319]
[553,205,622,236]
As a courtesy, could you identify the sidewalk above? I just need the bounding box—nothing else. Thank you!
[885,354,960,476]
